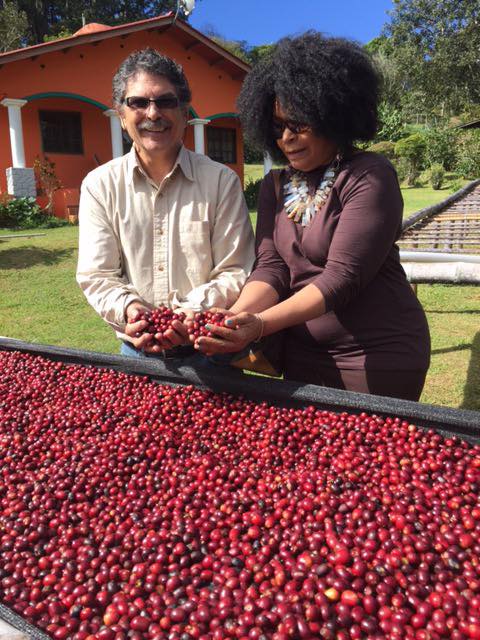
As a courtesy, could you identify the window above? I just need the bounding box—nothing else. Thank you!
[207,127,237,164]
[39,110,83,154]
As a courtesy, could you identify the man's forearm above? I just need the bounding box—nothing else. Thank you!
[76,271,143,331]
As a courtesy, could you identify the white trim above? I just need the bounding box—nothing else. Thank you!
[1,98,28,168]
[400,251,480,264]
[188,118,210,154]
[104,109,124,159]
[402,262,480,283]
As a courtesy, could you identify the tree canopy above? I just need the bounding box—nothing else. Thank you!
[382,0,480,117]
[5,0,193,45]
[0,1,28,52]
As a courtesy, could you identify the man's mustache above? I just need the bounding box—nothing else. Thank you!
[138,120,170,131]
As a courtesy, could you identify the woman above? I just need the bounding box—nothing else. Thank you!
[195,32,430,401]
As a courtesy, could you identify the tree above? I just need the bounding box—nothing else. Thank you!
[383,0,480,116]
[366,37,403,109]
[376,102,404,143]
[15,0,197,46]
[196,27,276,66]
[0,1,28,52]
[424,127,457,171]
[201,24,250,63]
[247,43,275,65]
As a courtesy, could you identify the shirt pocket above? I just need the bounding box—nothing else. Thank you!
[178,220,212,276]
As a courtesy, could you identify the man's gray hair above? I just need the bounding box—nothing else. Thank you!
[112,48,191,107]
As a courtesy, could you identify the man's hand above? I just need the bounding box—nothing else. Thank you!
[124,302,190,353]
[124,301,157,351]
[194,311,262,356]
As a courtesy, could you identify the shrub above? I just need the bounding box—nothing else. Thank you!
[449,178,464,194]
[0,196,41,228]
[429,163,445,190]
[455,129,480,179]
[394,133,427,186]
[367,141,396,160]
[33,156,62,213]
[243,138,264,164]
[0,195,68,229]
[424,128,458,171]
[393,157,410,184]
[244,178,262,210]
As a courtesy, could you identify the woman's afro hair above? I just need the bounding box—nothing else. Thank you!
[237,32,380,163]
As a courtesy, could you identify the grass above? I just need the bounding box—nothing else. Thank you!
[1,178,479,412]
[401,182,466,217]
[418,285,480,410]
[0,226,118,354]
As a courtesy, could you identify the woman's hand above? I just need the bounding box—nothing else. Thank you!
[184,308,233,346]
[195,312,263,356]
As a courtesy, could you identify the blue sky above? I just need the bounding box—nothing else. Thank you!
[189,0,394,47]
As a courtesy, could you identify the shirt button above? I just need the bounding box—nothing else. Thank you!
[158,265,164,271]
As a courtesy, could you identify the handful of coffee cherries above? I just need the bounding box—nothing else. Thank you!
[129,306,227,346]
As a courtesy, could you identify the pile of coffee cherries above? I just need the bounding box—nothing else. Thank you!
[130,307,187,345]
[187,311,227,341]
[130,308,226,345]
[0,350,479,640]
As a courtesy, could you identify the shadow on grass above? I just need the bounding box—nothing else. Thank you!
[0,246,74,270]
[424,310,480,315]
[461,331,480,411]
[431,344,472,356]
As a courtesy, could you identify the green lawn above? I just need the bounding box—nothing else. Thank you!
[0,226,118,354]
[401,183,467,217]
[419,285,480,411]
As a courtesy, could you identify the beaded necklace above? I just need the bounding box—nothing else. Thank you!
[283,155,341,226]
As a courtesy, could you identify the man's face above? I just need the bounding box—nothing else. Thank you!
[119,71,188,164]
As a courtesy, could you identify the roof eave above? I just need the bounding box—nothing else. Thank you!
[0,15,250,76]
[0,15,174,64]
[173,20,250,74]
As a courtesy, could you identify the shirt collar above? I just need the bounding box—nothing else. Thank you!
[176,145,194,182]
[126,144,195,184]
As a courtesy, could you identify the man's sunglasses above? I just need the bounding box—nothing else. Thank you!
[272,118,311,139]
[123,94,181,110]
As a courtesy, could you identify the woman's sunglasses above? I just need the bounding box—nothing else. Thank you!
[123,94,180,110]
[272,118,311,139]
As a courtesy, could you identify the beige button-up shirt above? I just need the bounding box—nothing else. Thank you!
[76,146,255,334]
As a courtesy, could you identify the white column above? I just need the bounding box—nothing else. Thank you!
[263,152,273,175]
[104,109,124,159]
[1,98,28,168]
[188,118,210,155]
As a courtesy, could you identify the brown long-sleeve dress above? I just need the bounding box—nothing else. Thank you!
[248,151,431,400]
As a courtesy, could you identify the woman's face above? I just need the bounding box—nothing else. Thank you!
[273,102,338,172]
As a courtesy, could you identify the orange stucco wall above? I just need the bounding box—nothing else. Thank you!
[0,26,245,213]
[20,97,112,188]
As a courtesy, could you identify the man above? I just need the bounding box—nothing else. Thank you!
[76,48,254,359]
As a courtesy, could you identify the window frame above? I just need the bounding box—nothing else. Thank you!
[39,109,84,155]
[206,126,237,165]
